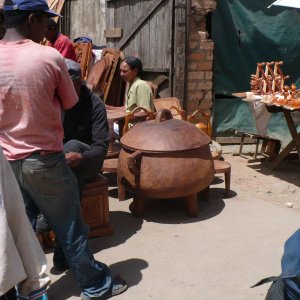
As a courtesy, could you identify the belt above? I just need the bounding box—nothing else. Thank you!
[30,150,60,156]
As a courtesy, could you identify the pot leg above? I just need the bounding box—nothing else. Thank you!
[185,194,198,218]
[117,178,126,201]
[131,195,145,217]
[199,186,210,202]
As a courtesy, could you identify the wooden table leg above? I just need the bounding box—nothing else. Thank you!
[269,110,300,170]
[284,111,300,157]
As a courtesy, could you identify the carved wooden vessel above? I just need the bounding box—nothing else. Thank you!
[117,110,214,217]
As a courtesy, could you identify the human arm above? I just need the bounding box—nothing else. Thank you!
[81,91,110,168]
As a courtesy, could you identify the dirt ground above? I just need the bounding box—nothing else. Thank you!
[46,143,300,300]
[222,144,300,212]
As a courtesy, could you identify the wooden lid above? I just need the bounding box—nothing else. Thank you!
[121,109,211,153]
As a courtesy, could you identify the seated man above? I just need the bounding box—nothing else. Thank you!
[0,147,50,300]
[105,56,154,135]
[45,19,77,62]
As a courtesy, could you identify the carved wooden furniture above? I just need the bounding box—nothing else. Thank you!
[37,174,113,249]
[81,174,113,237]
[118,109,214,218]
[102,107,154,174]
[213,160,231,197]
[73,42,93,80]
[146,81,158,98]
[102,48,125,105]
[187,109,212,138]
[153,97,185,119]
[122,106,155,136]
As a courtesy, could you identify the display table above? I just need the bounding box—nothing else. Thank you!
[264,104,300,170]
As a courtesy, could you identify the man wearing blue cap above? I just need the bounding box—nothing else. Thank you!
[0,1,127,299]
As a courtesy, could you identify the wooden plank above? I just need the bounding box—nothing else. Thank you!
[116,0,167,49]
[173,0,187,105]
[144,67,169,73]
[216,137,257,144]
[104,28,122,38]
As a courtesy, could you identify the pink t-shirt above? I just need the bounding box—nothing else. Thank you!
[0,39,78,160]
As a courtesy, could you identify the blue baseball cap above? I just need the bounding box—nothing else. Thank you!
[3,0,62,17]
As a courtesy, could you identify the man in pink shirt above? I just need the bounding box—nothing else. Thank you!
[0,0,127,299]
[45,18,77,62]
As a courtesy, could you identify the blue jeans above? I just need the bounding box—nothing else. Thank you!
[9,152,112,298]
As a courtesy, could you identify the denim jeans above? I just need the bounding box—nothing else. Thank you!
[9,152,112,298]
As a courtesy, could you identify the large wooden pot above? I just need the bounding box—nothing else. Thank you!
[118,110,214,217]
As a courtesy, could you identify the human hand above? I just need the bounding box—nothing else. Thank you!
[65,152,83,168]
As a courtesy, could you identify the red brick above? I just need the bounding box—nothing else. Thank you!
[206,52,214,61]
[189,41,198,49]
[199,100,213,110]
[203,91,213,101]
[198,81,213,90]
[190,53,206,61]
[200,41,214,50]
[205,71,213,79]
[188,91,205,101]
[196,62,213,71]
[188,82,197,91]
[188,71,205,80]
[188,63,198,71]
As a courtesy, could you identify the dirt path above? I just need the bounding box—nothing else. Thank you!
[222,146,300,212]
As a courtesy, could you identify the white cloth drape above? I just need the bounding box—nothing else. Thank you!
[0,147,50,296]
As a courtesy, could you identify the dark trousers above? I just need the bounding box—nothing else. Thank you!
[64,140,100,194]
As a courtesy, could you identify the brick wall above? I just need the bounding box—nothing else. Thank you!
[186,0,217,115]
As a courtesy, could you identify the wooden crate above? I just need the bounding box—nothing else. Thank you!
[81,174,114,238]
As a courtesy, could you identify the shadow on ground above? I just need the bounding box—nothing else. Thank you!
[248,158,300,188]
[47,258,148,300]
[89,211,143,253]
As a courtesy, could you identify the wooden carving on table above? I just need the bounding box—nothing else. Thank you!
[272,83,300,108]
[250,61,289,95]
[73,42,93,80]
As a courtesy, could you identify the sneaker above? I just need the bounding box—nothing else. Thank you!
[53,244,69,272]
[36,215,51,234]
[17,287,48,300]
[80,277,127,300]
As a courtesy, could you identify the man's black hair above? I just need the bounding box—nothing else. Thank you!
[47,18,58,29]
[122,56,143,76]
[3,0,45,29]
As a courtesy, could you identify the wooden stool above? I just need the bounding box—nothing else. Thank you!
[81,174,113,238]
[37,175,113,250]
[213,160,231,197]
[101,158,118,173]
